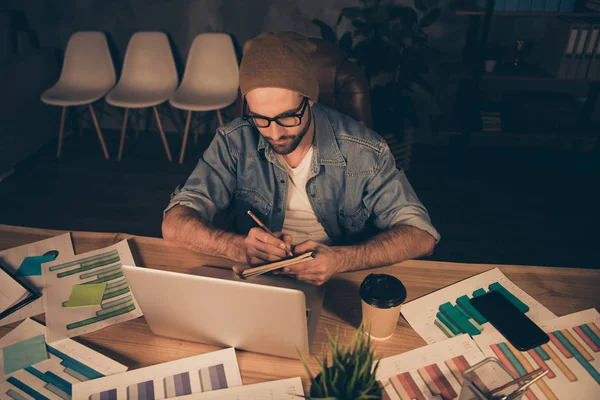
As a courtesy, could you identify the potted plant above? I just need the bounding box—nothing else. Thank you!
[299,323,383,400]
[312,0,441,138]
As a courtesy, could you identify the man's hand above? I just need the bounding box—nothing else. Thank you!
[280,240,346,285]
[243,228,293,265]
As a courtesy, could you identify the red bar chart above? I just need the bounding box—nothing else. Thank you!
[474,308,600,400]
[377,336,486,400]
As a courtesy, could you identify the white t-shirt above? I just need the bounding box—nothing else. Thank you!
[277,147,331,246]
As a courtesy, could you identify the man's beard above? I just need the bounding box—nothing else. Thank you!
[267,109,312,155]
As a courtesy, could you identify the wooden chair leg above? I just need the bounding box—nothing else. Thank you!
[179,110,192,164]
[57,106,68,158]
[153,106,172,162]
[118,108,129,161]
[89,104,110,159]
[216,109,224,126]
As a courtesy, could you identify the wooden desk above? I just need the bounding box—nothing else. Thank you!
[1,224,599,393]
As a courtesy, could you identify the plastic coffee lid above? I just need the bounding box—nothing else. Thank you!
[360,273,406,309]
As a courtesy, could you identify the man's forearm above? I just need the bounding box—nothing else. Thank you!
[338,225,436,272]
[162,205,245,262]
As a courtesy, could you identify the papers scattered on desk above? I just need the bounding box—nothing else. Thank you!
[0,233,74,326]
[43,240,143,343]
[72,348,242,400]
[473,308,600,400]
[402,268,557,344]
[377,335,486,400]
[0,318,127,399]
[174,376,304,399]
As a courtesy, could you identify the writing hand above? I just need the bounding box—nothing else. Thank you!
[280,240,344,285]
[243,228,293,265]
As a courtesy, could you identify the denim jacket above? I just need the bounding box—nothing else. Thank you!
[165,103,440,244]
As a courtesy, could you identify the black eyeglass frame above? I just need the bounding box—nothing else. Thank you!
[243,97,309,128]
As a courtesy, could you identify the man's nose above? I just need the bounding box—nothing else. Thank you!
[265,123,286,140]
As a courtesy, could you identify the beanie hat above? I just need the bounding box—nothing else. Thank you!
[239,31,319,102]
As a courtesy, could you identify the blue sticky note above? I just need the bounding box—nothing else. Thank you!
[3,335,49,376]
[16,255,56,277]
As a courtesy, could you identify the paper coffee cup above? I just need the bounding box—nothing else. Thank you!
[360,273,407,341]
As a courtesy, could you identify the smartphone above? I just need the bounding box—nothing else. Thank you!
[470,290,549,351]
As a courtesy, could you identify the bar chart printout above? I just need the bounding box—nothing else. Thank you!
[474,308,600,400]
[171,377,304,399]
[0,318,128,400]
[402,268,556,344]
[0,233,75,327]
[376,335,486,400]
[72,348,243,400]
[44,240,143,343]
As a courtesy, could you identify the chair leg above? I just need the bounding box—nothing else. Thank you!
[118,108,129,161]
[153,106,172,162]
[217,109,224,126]
[89,104,110,159]
[57,106,68,158]
[179,110,192,164]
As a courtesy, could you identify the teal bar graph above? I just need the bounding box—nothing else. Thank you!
[534,346,550,361]
[554,330,600,384]
[6,377,49,400]
[436,311,461,335]
[439,302,481,336]
[6,389,29,400]
[497,343,527,376]
[489,282,529,313]
[456,295,487,324]
[49,250,119,272]
[472,288,487,297]
[47,345,104,380]
[24,367,72,396]
[79,264,121,280]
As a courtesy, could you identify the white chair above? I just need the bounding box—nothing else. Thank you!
[41,31,116,159]
[169,33,239,163]
[106,32,178,161]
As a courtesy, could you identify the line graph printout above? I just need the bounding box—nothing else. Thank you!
[0,318,127,400]
[402,268,556,344]
[44,240,143,343]
[72,348,242,400]
[174,377,304,400]
[474,308,600,400]
[0,233,74,326]
[376,335,486,400]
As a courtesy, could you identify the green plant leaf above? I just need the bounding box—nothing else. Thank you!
[413,0,428,11]
[340,6,363,21]
[311,19,337,42]
[419,8,441,28]
[339,32,353,53]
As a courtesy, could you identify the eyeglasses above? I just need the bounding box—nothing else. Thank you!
[244,97,309,128]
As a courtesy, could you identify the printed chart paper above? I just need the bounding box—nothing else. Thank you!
[402,268,556,344]
[44,240,143,343]
[72,348,242,400]
[377,335,486,400]
[174,377,304,399]
[0,318,127,400]
[474,308,600,400]
[0,233,74,326]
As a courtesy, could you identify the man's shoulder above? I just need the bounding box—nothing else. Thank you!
[315,104,387,155]
[217,118,253,137]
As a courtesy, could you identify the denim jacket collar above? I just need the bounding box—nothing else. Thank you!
[256,104,347,168]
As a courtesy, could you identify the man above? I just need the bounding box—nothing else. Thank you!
[162,32,439,285]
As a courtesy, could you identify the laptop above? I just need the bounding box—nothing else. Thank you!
[121,265,325,359]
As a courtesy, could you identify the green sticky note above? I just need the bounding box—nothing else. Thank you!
[64,283,107,308]
[3,335,49,375]
[16,255,56,277]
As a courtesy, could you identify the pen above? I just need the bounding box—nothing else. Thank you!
[247,210,294,257]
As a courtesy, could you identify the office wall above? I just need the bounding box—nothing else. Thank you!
[0,0,474,142]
